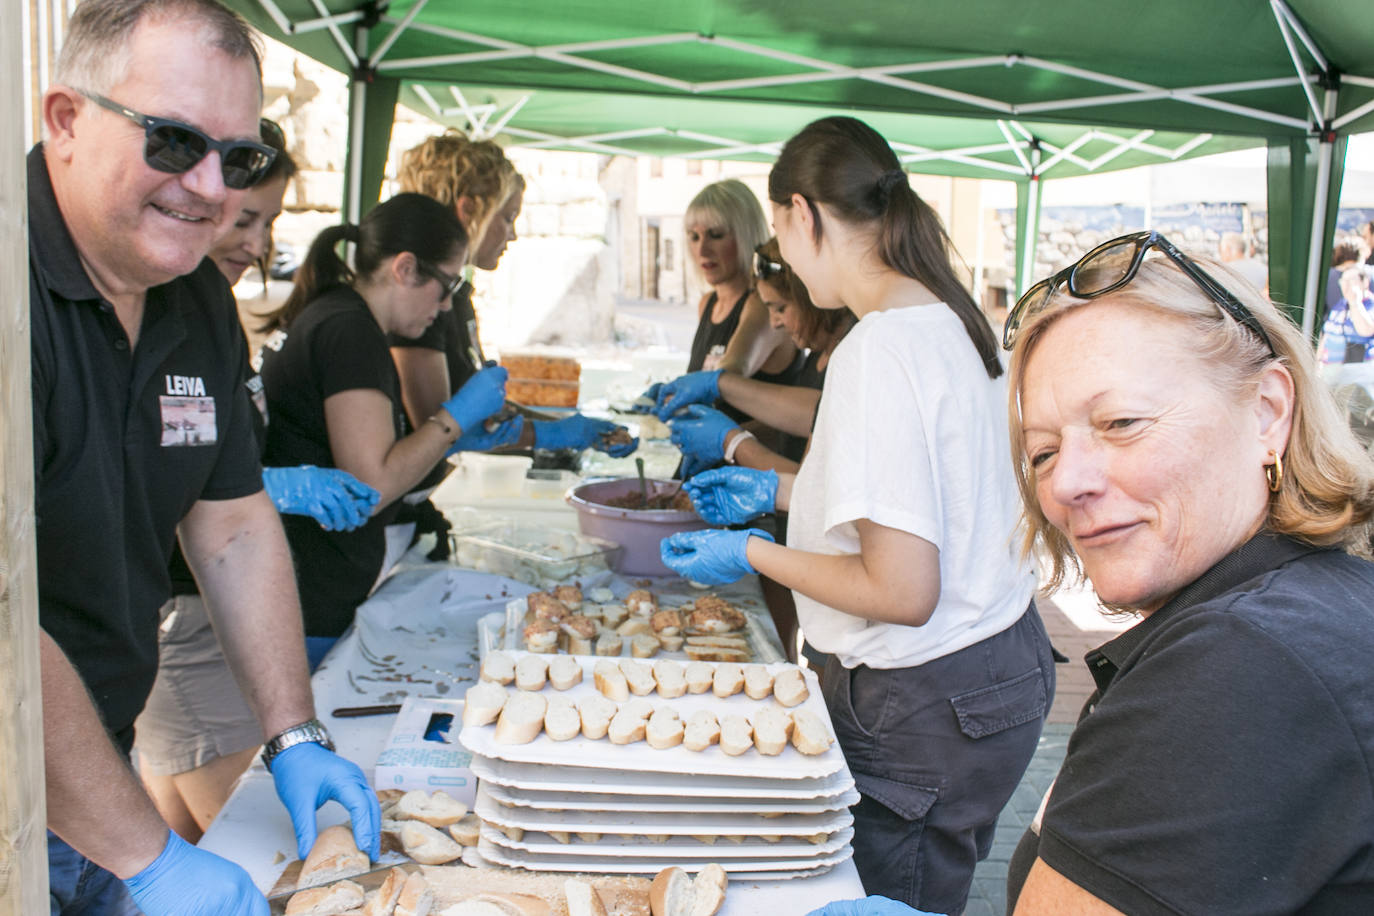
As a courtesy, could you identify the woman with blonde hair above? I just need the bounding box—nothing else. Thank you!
[815,232,1374,915]
[391,130,634,463]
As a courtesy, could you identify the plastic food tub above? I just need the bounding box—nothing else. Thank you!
[566,478,709,577]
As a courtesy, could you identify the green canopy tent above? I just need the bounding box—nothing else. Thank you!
[227,0,1374,332]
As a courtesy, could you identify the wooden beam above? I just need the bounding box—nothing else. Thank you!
[1,0,47,909]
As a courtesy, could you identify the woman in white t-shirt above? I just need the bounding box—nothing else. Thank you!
[661,116,1055,916]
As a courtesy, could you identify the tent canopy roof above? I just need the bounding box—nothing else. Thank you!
[237,0,1374,176]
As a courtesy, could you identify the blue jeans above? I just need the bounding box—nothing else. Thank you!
[48,831,142,916]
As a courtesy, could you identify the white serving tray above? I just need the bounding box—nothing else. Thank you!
[468,754,855,800]
[458,661,842,779]
[476,836,853,879]
[475,783,854,837]
[481,822,854,859]
[487,596,784,664]
[480,781,860,815]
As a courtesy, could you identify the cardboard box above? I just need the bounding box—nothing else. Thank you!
[373,697,477,808]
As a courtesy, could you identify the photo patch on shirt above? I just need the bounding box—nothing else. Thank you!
[160,395,217,447]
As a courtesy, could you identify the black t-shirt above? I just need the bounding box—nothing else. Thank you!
[1007,534,1374,915]
[687,290,747,374]
[260,286,407,637]
[778,348,827,463]
[28,145,264,753]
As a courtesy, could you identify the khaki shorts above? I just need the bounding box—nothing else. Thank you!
[133,594,263,776]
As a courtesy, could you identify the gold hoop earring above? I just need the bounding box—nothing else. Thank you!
[1265,449,1284,493]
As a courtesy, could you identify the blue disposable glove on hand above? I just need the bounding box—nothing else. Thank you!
[654,369,723,420]
[440,366,509,434]
[660,527,774,585]
[679,451,717,482]
[668,404,737,465]
[533,415,639,457]
[632,382,664,413]
[684,467,779,525]
[124,830,267,916]
[262,466,380,531]
[447,415,525,455]
[269,741,381,861]
[806,897,944,916]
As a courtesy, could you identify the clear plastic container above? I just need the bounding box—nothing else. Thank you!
[452,522,620,586]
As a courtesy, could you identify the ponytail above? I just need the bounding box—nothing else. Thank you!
[260,224,354,332]
[770,116,1003,379]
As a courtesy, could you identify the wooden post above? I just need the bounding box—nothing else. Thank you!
[1,0,47,909]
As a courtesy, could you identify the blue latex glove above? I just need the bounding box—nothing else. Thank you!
[684,466,779,525]
[440,365,509,433]
[660,527,774,585]
[533,415,639,457]
[447,415,525,455]
[261,466,380,531]
[668,404,737,465]
[269,741,381,861]
[654,369,723,420]
[631,382,663,413]
[679,451,717,482]
[124,830,267,916]
[807,897,944,916]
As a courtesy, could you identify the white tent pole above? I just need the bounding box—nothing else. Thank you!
[1334,97,1374,131]
[370,0,428,66]
[345,18,368,225]
[306,0,358,68]
[4,0,47,911]
[1270,0,1323,124]
[997,120,1032,173]
[1301,88,1339,339]
[1273,0,1329,71]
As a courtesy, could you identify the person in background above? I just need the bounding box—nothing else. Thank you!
[1361,219,1374,266]
[391,131,635,465]
[1218,230,1267,294]
[1325,241,1364,312]
[134,124,380,844]
[34,2,378,912]
[664,237,855,476]
[820,231,1374,915]
[661,117,1053,915]
[258,193,515,648]
[1318,257,1374,397]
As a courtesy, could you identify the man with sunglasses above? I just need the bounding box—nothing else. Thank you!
[31,2,378,913]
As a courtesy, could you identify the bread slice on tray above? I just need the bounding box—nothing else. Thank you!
[494,690,546,745]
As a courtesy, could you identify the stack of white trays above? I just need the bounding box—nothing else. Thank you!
[459,652,857,879]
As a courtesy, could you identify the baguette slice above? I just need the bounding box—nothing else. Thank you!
[361,866,407,916]
[544,695,582,741]
[440,893,551,915]
[480,650,516,685]
[594,632,624,657]
[608,707,649,745]
[790,708,835,755]
[286,879,365,916]
[395,872,434,916]
[462,682,508,727]
[684,662,714,694]
[564,878,609,916]
[646,708,684,749]
[514,655,549,692]
[658,634,685,652]
[620,658,657,695]
[494,690,546,745]
[711,663,744,698]
[741,664,774,700]
[719,714,753,756]
[616,617,653,638]
[447,812,482,846]
[395,789,467,827]
[650,609,683,636]
[690,864,728,916]
[773,668,810,708]
[599,604,628,628]
[685,635,750,650]
[630,633,662,659]
[652,659,687,699]
[548,656,584,690]
[578,694,619,740]
[682,710,720,752]
[401,819,464,865]
[299,823,369,886]
[751,706,793,756]
[686,646,752,664]
[593,660,630,702]
[648,867,692,916]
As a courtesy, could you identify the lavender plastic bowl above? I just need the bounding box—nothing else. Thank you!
[566,478,709,577]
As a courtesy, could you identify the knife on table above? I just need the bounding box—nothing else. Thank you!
[266,862,415,913]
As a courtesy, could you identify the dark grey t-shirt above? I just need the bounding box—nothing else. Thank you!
[1008,535,1374,915]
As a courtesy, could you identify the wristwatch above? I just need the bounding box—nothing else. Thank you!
[261,717,335,771]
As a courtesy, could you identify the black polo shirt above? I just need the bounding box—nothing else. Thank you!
[1007,533,1374,914]
[28,145,263,754]
[260,285,406,638]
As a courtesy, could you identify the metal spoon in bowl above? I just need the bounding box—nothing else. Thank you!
[635,457,649,508]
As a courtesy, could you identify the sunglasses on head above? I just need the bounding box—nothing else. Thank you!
[755,249,785,283]
[1003,229,1277,357]
[420,262,466,302]
[80,89,277,190]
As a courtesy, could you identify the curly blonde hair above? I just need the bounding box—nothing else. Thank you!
[1008,257,1374,591]
[397,130,521,257]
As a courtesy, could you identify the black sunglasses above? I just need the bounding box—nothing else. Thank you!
[80,90,277,190]
[259,117,285,150]
[1003,230,1277,357]
[755,249,785,283]
[421,262,465,302]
